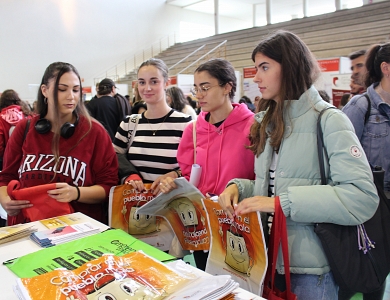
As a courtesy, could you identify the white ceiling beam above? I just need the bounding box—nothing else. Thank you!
[183,0,208,8]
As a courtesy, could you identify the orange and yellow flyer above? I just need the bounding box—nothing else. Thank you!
[203,199,267,296]
[39,213,92,229]
[108,184,175,252]
[16,251,190,300]
[136,178,210,251]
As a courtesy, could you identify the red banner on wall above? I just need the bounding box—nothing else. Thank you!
[169,76,177,85]
[318,59,340,72]
[82,87,91,93]
[243,67,257,78]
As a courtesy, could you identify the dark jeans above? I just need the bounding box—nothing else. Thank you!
[338,283,385,300]
[0,218,6,227]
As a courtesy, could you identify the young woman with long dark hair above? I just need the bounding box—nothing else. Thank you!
[0,62,118,224]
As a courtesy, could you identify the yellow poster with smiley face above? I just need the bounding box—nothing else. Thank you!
[109,184,175,252]
[202,199,267,296]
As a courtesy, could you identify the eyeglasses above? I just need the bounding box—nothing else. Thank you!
[190,84,223,97]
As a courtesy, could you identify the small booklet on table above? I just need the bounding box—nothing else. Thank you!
[30,222,100,247]
[39,213,92,229]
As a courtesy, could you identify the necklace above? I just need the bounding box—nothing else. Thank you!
[145,110,171,135]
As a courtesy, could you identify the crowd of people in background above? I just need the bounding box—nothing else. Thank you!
[0,29,389,300]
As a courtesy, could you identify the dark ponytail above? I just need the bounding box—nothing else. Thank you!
[365,43,390,87]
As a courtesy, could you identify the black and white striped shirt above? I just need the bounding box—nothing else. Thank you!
[113,109,192,183]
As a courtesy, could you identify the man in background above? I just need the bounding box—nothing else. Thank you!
[349,49,367,94]
[86,78,131,141]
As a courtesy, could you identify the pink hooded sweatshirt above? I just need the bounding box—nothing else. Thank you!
[0,105,26,157]
[177,103,255,196]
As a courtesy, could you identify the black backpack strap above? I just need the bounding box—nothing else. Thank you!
[362,94,371,125]
[317,107,338,185]
[114,94,132,124]
[115,96,124,124]
[23,119,31,144]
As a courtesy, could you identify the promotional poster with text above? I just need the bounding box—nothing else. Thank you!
[109,184,174,252]
[16,251,189,300]
[203,199,267,295]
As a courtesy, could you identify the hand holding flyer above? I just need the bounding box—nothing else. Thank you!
[137,178,210,251]
[203,199,267,296]
[108,183,175,252]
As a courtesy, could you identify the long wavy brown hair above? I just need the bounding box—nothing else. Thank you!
[249,30,320,156]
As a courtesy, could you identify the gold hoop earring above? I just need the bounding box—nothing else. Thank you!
[44,97,48,104]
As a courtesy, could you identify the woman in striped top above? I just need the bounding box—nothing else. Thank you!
[113,58,192,194]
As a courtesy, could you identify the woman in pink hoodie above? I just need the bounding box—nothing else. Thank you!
[160,58,255,270]
[0,90,33,168]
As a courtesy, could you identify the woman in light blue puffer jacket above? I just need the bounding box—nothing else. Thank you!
[218,30,379,300]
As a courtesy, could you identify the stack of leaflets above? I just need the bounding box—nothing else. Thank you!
[166,260,239,300]
[30,222,100,247]
[14,251,240,300]
[0,224,37,245]
[166,276,238,300]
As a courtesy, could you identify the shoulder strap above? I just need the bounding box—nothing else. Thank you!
[115,96,123,124]
[317,107,338,185]
[23,119,31,144]
[362,94,371,125]
[192,120,197,164]
[127,114,140,151]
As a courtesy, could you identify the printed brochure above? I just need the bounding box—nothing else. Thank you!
[39,213,91,229]
[30,222,100,247]
[136,177,210,251]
